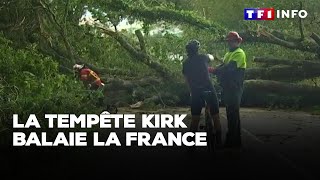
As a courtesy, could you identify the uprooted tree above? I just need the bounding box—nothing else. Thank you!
[1,0,320,108]
[239,22,320,107]
[0,0,225,107]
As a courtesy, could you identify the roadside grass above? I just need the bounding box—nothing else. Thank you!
[307,106,320,115]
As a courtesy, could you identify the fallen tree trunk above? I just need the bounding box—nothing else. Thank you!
[253,57,320,67]
[244,80,320,94]
[166,79,320,109]
[242,80,320,107]
[105,77,162,91]
[101,77,167,107]
[101,77,320,109]
[245,65,320,81]
[245,57,320,81]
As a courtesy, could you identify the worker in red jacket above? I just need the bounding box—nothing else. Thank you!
[73,64,105,90]
[72,63,119,113]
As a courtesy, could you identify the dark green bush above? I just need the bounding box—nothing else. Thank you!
[0,35,102,128]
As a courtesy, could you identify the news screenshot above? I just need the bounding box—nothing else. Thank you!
[1,0,320,179]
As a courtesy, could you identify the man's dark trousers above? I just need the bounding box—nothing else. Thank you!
[223,86,243,147]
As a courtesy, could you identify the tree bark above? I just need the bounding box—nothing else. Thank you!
[245,65,320,81]
[242,80,320,107]
[253,57,320,67]
[246,57,320,80]
[135,30,146,53]
[310,32,320,46]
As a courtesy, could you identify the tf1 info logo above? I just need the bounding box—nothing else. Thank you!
[244,8,308,20]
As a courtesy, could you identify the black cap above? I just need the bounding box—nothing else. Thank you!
[186,39,200,51]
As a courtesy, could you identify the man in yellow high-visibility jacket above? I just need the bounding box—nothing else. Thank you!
[209,31,246,148]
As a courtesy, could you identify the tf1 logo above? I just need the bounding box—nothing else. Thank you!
[244,8,308,20]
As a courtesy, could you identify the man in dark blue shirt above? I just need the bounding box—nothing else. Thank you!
[182,40,222,147]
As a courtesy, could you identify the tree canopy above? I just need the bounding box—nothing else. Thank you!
[1,0,320,125]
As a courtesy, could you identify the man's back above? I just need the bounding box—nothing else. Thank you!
[182,54,213,93]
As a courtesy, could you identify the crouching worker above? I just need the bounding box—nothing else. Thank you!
[182,40,222,149]
[73,63,107,107]
[73,63,105,91]
[73,63,118,113]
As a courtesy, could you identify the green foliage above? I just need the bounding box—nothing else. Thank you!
[0,35,101,127]
[298,77,320,87]
[72,31,156,79]
[309,106,320,115]
[1,0,320,113]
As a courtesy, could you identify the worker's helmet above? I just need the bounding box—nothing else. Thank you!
[73,64,84,71]
[226,31,243,42]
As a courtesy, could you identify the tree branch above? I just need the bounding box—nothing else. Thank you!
[102,2,226,34]
[135,29,146,53]
[310,32,320,46]
[298,1,304,40]
[63,0,69,30]
[97,25,172,79]
[97,26,144,60]
[237,30,319,54]
[131,7,225,33]
[39,0,74,63]
[259,30,300,49]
